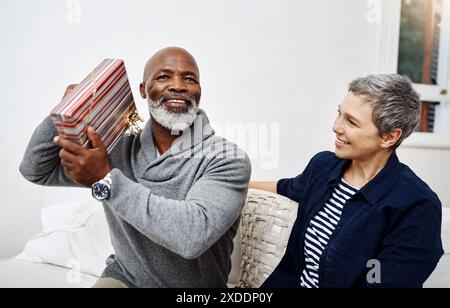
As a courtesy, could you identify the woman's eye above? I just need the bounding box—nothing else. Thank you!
[348,119,357,127]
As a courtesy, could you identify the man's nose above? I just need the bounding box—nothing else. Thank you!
[168,76,187,92]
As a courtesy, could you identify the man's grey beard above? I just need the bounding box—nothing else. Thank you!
[147,93,200,132]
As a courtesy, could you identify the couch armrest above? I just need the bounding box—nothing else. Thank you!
[235,189,299,288]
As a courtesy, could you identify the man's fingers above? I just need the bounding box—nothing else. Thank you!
[59,149,78,163]
[54,136,84,155]
[61,159,74,172]
[63,84,78,99]
[86,127,104,149]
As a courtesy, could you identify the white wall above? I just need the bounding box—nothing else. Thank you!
[0,0,448,259]
[399,134,450,207]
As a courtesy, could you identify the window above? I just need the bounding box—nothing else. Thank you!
[397,0,450,133]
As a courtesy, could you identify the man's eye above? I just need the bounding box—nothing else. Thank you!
[186,77,197,83]
[156,75,169,81]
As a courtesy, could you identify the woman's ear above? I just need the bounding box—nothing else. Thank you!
[382,128,403,148]
[140,83,147,99]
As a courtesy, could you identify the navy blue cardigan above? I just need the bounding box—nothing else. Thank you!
[262,151,444,288]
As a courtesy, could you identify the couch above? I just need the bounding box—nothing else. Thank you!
[232,189,450,288]
[0,189,448,288]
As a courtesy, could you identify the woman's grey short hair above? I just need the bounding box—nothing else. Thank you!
[348,74,421,149]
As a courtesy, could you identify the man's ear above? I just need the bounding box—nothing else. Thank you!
[140,83,147,99]
[382,128,402,149]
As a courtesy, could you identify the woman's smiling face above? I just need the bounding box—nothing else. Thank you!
[332,92,385,161]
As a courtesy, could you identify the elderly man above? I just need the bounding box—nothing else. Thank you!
[20,47,251,288]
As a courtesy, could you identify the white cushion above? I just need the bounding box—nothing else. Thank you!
[16,200,114,277]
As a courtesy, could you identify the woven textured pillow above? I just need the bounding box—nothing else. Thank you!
[236,189,299,288]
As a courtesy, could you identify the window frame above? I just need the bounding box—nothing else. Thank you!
[377,0,450,149]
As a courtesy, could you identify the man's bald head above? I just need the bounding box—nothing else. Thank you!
[143,47,200,83]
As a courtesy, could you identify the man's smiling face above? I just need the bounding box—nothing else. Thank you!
[140,47,202,131]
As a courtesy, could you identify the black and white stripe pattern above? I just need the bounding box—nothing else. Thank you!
[300,179,358,288]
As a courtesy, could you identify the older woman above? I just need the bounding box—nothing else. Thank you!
[251,74,444,288]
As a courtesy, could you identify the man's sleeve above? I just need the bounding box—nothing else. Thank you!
[19,116,81,187]
[104,153,252,260]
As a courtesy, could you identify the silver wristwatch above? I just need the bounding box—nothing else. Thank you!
[91,172,112,201]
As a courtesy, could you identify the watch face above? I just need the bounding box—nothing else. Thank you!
[92,183,110,200]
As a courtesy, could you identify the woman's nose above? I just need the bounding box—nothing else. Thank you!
[332,118,343,134]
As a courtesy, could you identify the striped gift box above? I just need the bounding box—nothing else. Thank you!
[51,59,141,153]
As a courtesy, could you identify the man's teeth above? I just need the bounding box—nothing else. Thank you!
[166,99,186,104]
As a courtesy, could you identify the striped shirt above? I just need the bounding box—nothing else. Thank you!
[300,178,358,288]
